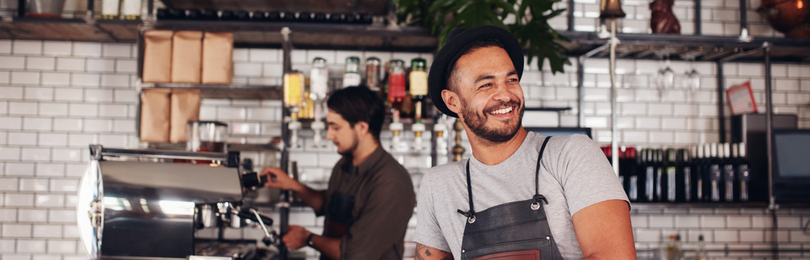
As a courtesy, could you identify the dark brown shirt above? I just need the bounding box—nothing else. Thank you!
[319,145,416,260]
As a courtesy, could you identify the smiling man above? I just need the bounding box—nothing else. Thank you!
[262,86,415,260]
[414,26,636,260]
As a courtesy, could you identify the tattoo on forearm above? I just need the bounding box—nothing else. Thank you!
[416,243,453,260]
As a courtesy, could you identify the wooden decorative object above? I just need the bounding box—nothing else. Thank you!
[650,0,681,34]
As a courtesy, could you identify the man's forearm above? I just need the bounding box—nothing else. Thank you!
[310,235,341,260]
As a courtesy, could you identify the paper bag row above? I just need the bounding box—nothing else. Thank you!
[140,88,201,143]
[143,30,234,84]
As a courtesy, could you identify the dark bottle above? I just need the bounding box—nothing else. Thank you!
[624,147,639,201]
[359,13,373,24]
[409,58,428,121]
[168,8,186,19]
[297,12,312,22]
[664,148,677,202]
[654,149,665,202]
[234,11,250,21]
[643,149,656,202]
[735,143,751,202]
[694,145,705,201]
[400,92,415,119]
[313,13,328,23]
[251,11,267,21]
[156,9,169,19]
[220,10,236,20]
[283,12,296,22]
[344,13,358,23]
[186,9,201,20]
[267,11,281,21]
[722,143,735,202]
[329,13,344,23]
[708,143,722,202]
[200,9,218,20]
[678,148,692,202]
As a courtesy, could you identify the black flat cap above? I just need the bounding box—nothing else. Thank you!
[428,25,524,118]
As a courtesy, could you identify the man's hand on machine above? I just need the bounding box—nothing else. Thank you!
[261,166,301,191]
[282,225,311,250]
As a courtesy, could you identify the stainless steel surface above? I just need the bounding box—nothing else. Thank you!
[78,159,244,259]
[26,0,65,16]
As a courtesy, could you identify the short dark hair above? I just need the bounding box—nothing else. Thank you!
[327,86,385,141]
[446,38,506,91]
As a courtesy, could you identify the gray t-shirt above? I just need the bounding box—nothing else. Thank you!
[414,132,629,260]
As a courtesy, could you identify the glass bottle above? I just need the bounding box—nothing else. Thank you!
[664,148,677,202]
[625,147,638,201]
[709,143,722,202]
[342,56,362,88]
[735,143,751,201]
[655,149,664,202]
[387,60,407,117]
[678,148,692,202]
[644,149,656,202]
[722,143,735,202]
[365,57,382,92]
[102,0,120,19]
[121,0,141,20]
[410,58,429,123]
[311,58,329,118]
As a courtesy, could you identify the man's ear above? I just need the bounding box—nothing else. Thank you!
[442,89,462,116]
[354,121,370,136]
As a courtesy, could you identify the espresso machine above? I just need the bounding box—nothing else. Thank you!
[77,145,279,260]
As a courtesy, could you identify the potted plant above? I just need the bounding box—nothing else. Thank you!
[394,0,570,74]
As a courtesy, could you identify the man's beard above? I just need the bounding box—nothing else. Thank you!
[337,132,360,157]
[461,98,524,143]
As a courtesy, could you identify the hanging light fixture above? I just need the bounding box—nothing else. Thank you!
[600,0,627,19]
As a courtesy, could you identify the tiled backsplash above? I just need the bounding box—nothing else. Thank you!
[1,15,810,260]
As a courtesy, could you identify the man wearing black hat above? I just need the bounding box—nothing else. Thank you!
[413,26,636,259]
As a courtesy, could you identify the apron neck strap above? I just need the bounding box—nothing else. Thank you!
[534,136,552,205]
[458,136,554,220]
[457,159,476,219]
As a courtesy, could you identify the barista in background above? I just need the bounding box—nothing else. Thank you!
[261,86,416,260]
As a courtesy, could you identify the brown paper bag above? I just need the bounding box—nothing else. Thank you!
[140,88,172,142]
[142,30,173,83]
[170,89,201,143]
[202,32,234,85]
[172,31,204,84]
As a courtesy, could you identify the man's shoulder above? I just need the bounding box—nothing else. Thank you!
[423,160,465,182]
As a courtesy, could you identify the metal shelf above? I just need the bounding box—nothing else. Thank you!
[560,31,810,62]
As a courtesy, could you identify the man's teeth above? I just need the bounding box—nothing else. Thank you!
[490,107,513,115]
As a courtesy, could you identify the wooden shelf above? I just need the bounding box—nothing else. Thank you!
[159,0,390,16]
[147,83,283,100]
[0,18,139,42]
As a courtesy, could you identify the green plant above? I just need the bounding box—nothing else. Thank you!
[394,0,571,74]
